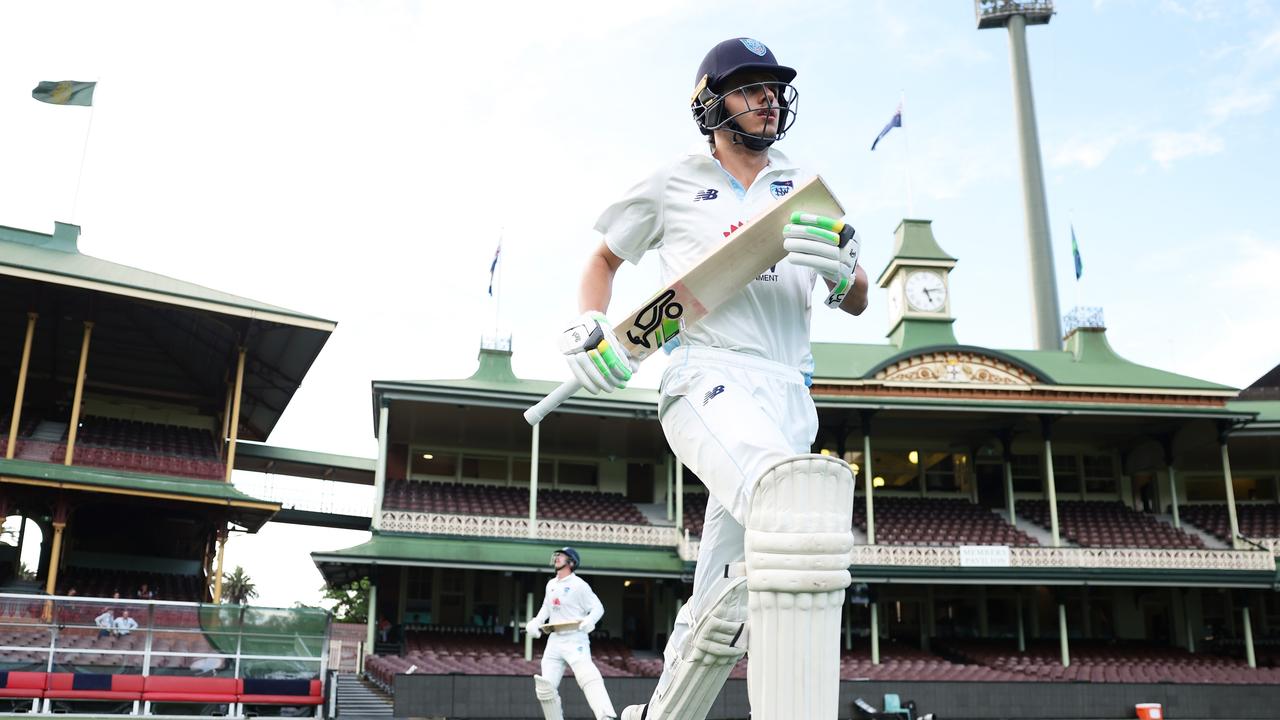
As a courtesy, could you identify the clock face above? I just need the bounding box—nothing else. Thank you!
[905,270,946,312]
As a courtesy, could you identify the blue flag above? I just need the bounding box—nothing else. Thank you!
[870,102,902,151]
[487,240,502,297]
[1071,224,1083,280]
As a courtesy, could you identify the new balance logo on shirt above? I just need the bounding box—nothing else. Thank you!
[693,188,719,201]
[702,385,726,406]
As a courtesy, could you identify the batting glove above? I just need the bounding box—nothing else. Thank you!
[578,619,596,635]
[783,212,861,308]
[525,619,542,640]
[557,311,636,394]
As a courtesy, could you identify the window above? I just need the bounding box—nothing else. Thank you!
[460,455,507,482]
[1011,454,1042,493]
[557,462,598,487]
[513,459,553,483]
[923,452,961,492]
[412,452,457,478]
[1053,454,1080,494]
[1082,454,1116,494]
[873,450,919,492]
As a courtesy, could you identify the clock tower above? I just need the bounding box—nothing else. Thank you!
[877,219,959,348]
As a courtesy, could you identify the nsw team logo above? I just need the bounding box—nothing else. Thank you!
[693,188,719,202]
[770,180,793,198]
[740,38,768,56]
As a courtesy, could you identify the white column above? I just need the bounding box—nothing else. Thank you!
[1058,602,1069,668]
[529,422,540,539]
[1220,435,1241,549]
[665,454,673,522]
[870,600,880,665]
[864,432,875,546]
[1168,465,1181,529]
[1243,603,1256,669]
[675,462,684,534]
[1016,594,1026,653]
[371,405,390,531]
[524,591,534,662]
[1004,458,1017,528]
[365,583,378,651]
[1042,419,1060,547]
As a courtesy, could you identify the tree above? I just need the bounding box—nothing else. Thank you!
[222,566,258,604]
[321,577,370,623]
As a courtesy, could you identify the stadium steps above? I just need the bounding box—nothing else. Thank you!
[1161,515,1231,549]
[31,420,67,442]
[998,509,1069,547]
[337,673,393,718]
[635,502,676,527]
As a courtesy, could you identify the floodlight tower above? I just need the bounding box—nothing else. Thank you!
[977,0,1061,350]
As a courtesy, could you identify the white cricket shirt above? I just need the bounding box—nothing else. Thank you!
[531,573,604,635]
[595,145,818,370]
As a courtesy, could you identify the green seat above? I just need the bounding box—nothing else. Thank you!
[883,693,913,720]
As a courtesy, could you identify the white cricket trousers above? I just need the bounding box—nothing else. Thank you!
[540,631,598,688]
[656,346,818,681]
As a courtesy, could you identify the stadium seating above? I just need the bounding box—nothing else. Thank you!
[682,493,709,537]
[383,480,651,525]
[1017,499,1204,548]
[855,496,1038,546]
[941,639,1280,684]
[42,416,225,480]
[57,568,204,602]
[1182,503,1280,542]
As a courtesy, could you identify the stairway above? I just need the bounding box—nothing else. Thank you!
[335,673,393,718]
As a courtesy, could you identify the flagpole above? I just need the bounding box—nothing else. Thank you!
[901,91,914,217]
[492,228,504,339]
[69,79,99,223]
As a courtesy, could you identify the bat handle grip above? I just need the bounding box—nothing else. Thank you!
[524,379,581,426]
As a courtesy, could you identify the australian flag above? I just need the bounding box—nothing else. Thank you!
[870,102,903,151]
[1071,224,1083,280]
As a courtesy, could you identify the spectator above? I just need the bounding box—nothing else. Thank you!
[113,609,139,636]
[378,616,392,643]
[136,583,155,600]
[94,608,114,638]
[66,587,78,597]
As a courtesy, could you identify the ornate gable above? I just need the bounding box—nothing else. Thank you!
[875,351,1039,387]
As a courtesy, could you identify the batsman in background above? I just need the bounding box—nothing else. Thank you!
[526,547,617,720]
[557,38,868,719]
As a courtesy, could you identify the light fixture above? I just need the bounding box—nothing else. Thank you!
[819,449,831,456]
[422,453,434,460]
[623,580,632,588]
[908,450,919,465]
[873,476,885,488]
[849,463,860,475]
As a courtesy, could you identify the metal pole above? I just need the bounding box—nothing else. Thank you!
[1058,602,1069,667]
[7,312,36,460]
[529,422,540,539]
[63,321,93,465]
[372,404,390,531]
[1219,434,1241,549]
[366,583,378,652]
[1006,12,1062,349]
[666,455,673,522]
[1168,464,1181,529]
[1184,589,1196,654]
[223,348,246,481]
[43,523,66,595]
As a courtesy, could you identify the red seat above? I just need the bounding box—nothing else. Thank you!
[237,678,322,705]
[142,675,237,702]
[45,673,143,700]
[0,671,47,698]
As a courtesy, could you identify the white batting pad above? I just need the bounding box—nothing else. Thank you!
[569,656,618,719]
[534,674,564,720]
[626,576,748,720]
[745,454,855,719]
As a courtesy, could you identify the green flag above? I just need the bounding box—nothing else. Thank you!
[32,80,96,106]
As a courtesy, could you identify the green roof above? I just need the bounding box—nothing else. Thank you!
[811,328,1236,393]
[0,457,279,531]
[1229,399,1280,435]
[312,533,689,580]
[0,222,334,331]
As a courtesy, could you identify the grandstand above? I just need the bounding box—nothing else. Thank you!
[0,220,342,717]
[308,220,1280,717]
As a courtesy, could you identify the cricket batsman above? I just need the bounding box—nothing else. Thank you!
[526,547,617,720]
[557,38,868,719]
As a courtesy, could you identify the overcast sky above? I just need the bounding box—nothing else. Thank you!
[2,1,1277,608]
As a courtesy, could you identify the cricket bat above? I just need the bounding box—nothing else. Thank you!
[540,620,582,634]
[524,175,843,426]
